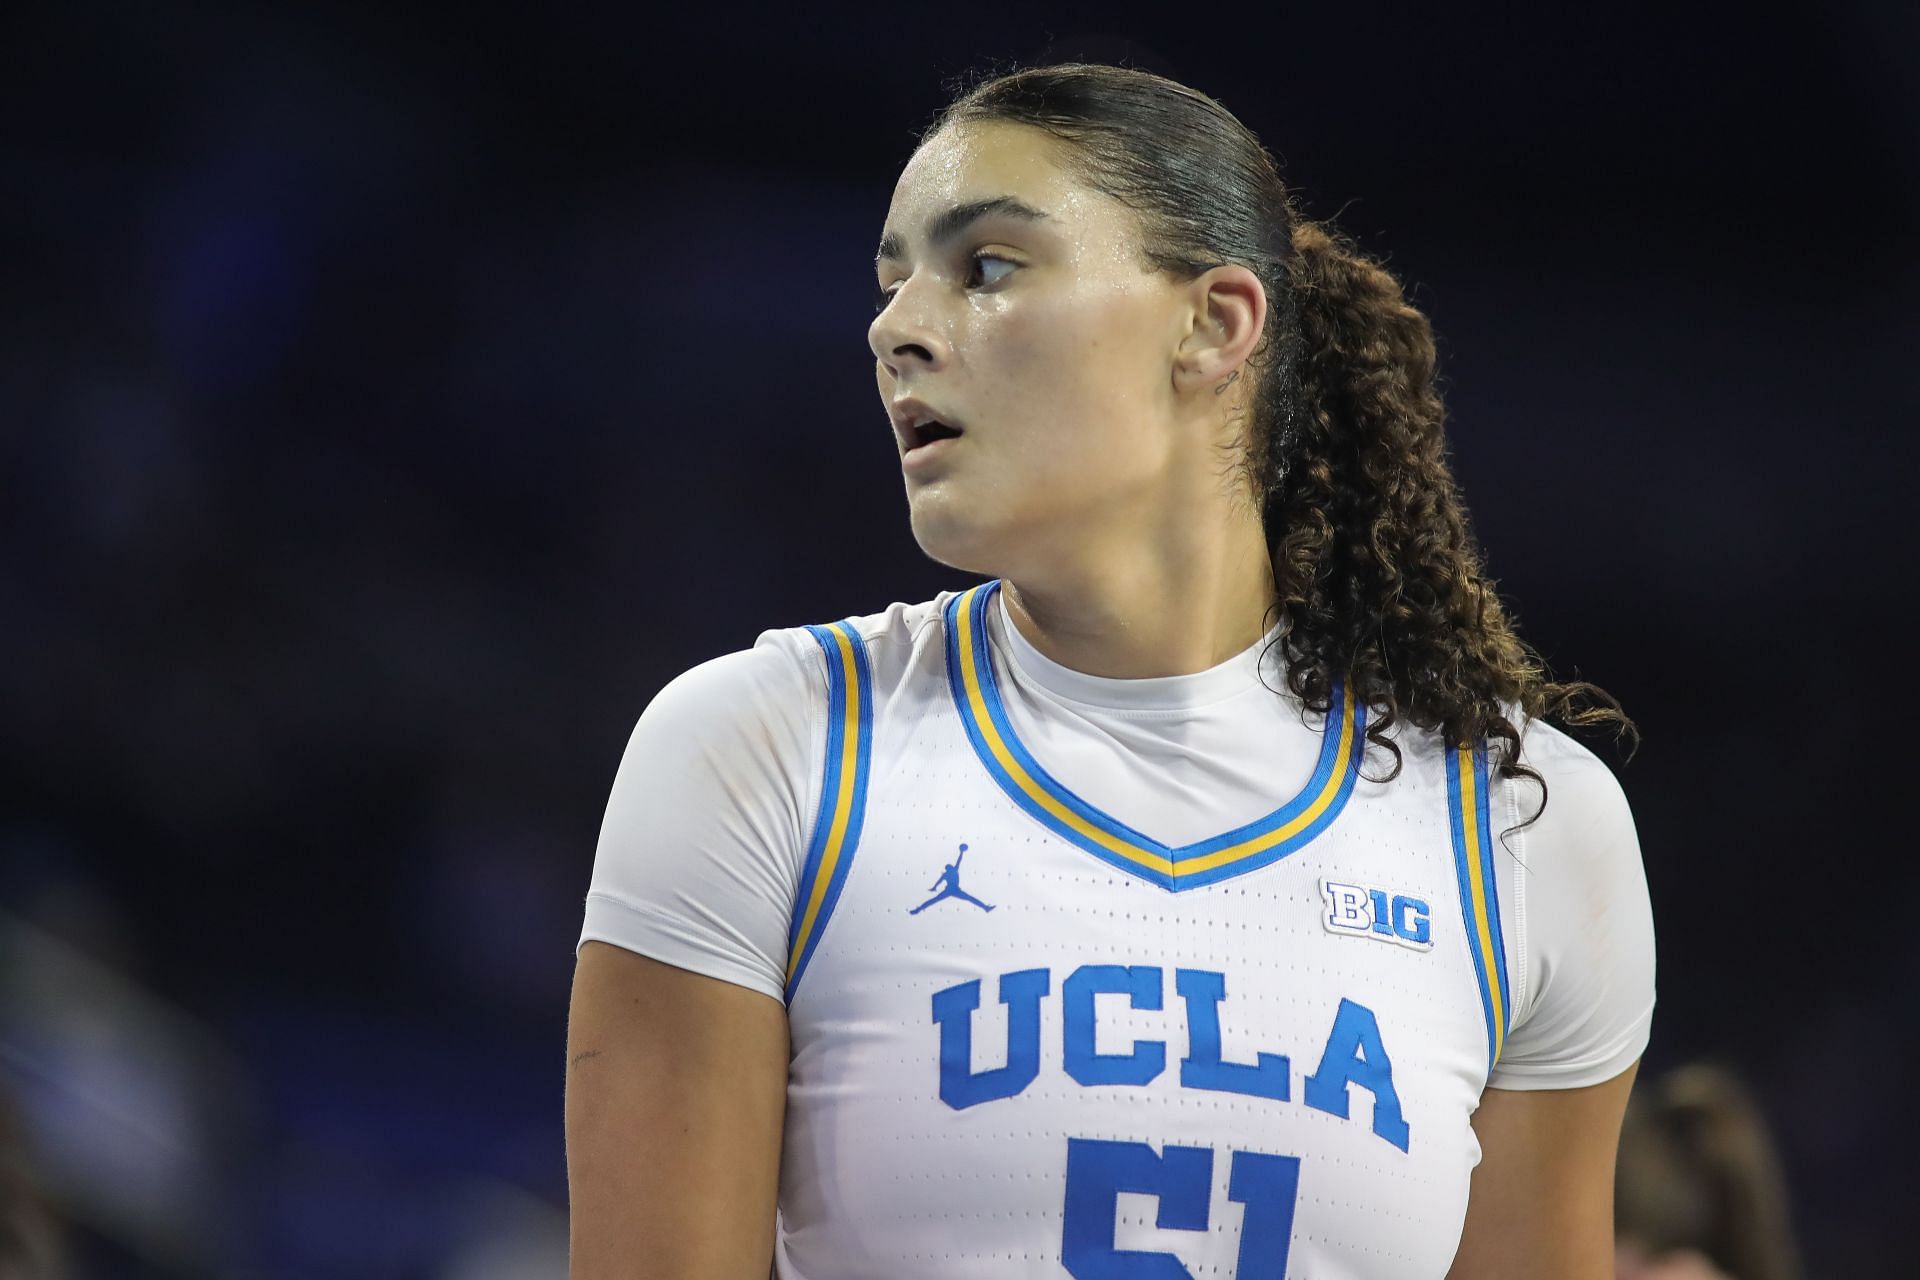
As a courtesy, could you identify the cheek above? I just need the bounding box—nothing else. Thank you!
[982,292,1165,466]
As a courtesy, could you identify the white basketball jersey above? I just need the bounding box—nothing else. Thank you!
[771,579,1516,1279]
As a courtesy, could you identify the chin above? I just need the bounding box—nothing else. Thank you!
[908,504,1005,578]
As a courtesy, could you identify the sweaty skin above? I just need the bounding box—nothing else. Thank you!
[871,120,1279,682]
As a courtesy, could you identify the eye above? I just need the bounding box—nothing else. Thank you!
[964,251,1018,290]
[873,251,1019,314]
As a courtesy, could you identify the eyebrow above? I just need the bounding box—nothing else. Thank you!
[875,196,1052,266]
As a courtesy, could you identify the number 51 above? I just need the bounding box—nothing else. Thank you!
[1063,1137,1300,1279]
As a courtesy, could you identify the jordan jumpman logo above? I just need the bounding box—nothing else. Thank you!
[909,843,996,914]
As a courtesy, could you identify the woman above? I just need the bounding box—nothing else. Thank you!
[1614,1065,1801,1280]
[567,62,1654,1279]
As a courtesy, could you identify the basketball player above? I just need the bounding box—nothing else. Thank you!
[567,63,1655,1279]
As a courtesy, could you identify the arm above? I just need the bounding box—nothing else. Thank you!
[566,638,820,1275]
[1446,1060,1641,1279]
[566,941,788,1278]
[1448,717,1655,1275]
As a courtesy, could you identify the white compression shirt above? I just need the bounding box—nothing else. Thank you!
[579,585,1654,1091]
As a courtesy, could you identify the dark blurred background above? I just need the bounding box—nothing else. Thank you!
[1,2,1913,1276]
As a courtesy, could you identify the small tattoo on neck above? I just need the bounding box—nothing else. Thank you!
[570,1049,604,1069]
[1214,370,1240,395]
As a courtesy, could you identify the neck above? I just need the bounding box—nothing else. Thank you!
[998,498,1280,680]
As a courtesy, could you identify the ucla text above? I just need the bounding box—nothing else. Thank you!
[930,965,1410,1152]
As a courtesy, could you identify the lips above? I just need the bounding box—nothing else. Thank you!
[889,398,965,452]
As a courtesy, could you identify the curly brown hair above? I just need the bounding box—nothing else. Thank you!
[931,62,1635,821]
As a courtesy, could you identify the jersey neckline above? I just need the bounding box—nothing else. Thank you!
[990,582,1288,711]
[942,580,1367,892]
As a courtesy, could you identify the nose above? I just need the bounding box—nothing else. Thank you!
[867,276,949,376]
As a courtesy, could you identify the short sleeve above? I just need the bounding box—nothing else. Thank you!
[576,630,823,1003]
[1485,720,1656,1091]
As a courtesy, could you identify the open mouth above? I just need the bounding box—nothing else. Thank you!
[908,421,963,450]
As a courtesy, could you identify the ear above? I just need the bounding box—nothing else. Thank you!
[1172,264,1267,396]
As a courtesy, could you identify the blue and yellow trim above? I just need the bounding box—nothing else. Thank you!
[943,581,1365,892]
[1447,740,1512,1072]
[785,621,875,1002]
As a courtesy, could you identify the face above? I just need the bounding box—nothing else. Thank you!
[869,121,1195,578]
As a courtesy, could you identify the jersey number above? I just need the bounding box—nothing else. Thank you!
[1062,1137,1299,1278]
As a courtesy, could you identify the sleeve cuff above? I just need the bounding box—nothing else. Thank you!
[1485,995,1654,1092]
[576,891,787,1004]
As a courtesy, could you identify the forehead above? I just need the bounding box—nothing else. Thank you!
[893,122,1063,203]
[885,120,1112,236]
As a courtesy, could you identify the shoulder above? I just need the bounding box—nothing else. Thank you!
[640,590,955,734]
[750,587,963,705]
[1497,710,1647,958]
[1363,702,1634,835]
[1504,712,1640,869]
[1487,710,1655,1088]
[779,590,958,659]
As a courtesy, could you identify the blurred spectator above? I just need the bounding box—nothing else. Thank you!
[1615,1064,1802,1280]
[0,1075,65,1280]
[1,902,248,1276]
